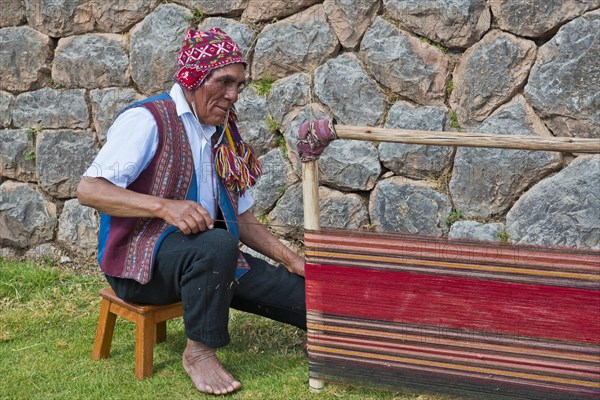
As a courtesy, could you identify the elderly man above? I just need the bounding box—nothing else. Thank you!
[77,28,306,395]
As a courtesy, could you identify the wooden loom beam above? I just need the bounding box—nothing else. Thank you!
[335,125,600,153]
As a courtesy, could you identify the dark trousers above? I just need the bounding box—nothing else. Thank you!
[106,228,306,349]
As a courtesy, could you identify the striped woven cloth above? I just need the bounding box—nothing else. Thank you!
[305,228,600,399]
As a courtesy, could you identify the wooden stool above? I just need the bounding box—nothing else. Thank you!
[92,287,183,379]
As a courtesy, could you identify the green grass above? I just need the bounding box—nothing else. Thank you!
[251,75,275,96]
[419,37,448,54]
[449,110,461,130]
[0,258,434,400]
[445,79,453,98]
[277,135,288,159]
[24,127,40,161]
[266,115,281,134]
[445,210,464,226]
[496,229,511,244]
[24,150,36,161]
[184,8,205,25]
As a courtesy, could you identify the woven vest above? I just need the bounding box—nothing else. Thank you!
[98,94,248,284]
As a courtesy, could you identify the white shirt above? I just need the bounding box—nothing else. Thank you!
[84,83,254,219]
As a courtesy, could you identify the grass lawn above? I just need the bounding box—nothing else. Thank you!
[0,258,448,400]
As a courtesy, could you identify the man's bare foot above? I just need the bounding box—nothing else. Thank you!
[182,339,242,395]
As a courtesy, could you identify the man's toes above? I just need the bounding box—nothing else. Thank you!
[202,384,215,394]
[215,378,239,394]
[218,380,236,394]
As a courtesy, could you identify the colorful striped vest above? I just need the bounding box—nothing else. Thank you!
[97,94,249,284]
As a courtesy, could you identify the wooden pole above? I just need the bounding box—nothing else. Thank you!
[302,161,320,231]
[302,161,324,392]
[335,125,600,153]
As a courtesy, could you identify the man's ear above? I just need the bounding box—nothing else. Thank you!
[182,88,195,103]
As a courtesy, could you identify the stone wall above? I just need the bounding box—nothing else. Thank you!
[1,0,599,262]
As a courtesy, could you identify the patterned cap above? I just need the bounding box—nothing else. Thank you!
[174,28,248,91]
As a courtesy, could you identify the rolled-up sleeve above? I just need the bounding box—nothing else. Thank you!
[83,108,158,188]
[238,191,254,215]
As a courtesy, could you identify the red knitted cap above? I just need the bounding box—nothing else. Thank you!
[174,28,248,91]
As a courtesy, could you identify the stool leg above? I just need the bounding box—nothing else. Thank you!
[156,321,167,343]
[92,299,117,360]
[135,315,155,379]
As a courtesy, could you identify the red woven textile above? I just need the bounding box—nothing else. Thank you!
[305,228,600,399]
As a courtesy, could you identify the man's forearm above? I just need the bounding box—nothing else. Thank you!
[76,176,165,218]
[238,211,304,273]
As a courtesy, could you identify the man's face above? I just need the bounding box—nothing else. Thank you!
[191,63,246,126]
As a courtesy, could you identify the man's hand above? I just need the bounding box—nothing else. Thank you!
[283,253,305,277]
[160,199,214,234]
[77,177,214,234]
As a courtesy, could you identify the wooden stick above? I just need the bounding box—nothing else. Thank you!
[302,161,320,231]
[302,161,325,392]
[335,125,600,153]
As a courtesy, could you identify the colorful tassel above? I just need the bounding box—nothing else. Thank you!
[214,110,262,195]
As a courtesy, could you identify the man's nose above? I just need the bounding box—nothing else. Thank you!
[224,86,238,102]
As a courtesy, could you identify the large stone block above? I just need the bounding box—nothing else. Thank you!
[92,0,162,33]
[360,17,450,106]
[130,4,192,95]
[252,5,340,79]
[25,0,94,37]
[24,243,58,260]
[450,30,537,125]
[490,0,600,38]
[13,88,89,129]
[449,96,563,218]
[174,0,248,16]
[369,177,452,236]
[242,0,320,23]
[314,53,386,126]
[58,199,98,254]
[449,220,505,242]
[384,0,491,48]
[524,10,600,138]
[324,0,381,49]
[36,130,97,198]
[0,0,26,28]
[199,17,255,57]
[0,91,14,128]
[249,148,298,216]
[319,186,369,230]
[0,129,36,182]
[267,73,311,128]
[52,34,130,89]
[0,181,56,248]
[507,156,600,249]
[318,139,381,191]
[268,182,304,240]
[0,26,52,92]
[380,101,452,180]
[90,88,144,144]
[236,86,276,157]
[0,246,18,258]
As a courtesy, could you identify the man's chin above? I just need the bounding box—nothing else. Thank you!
[204,115,226,126]
[212,109,229,124]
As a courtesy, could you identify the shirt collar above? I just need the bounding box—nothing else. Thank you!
[170,83,216,136]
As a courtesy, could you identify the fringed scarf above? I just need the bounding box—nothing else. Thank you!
[214,110,262,196]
